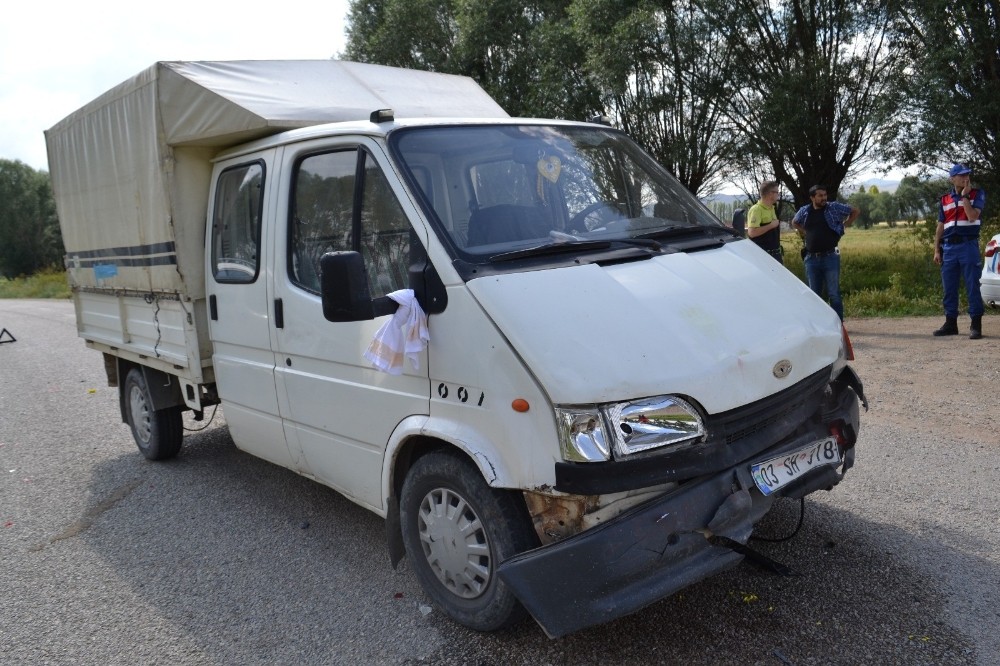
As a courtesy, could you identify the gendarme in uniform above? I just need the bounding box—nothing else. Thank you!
[932,163,986,339]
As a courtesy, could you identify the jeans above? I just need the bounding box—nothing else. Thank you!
[941,241,984,318]
[804,252,843,320]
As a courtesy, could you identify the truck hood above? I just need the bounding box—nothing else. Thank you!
[466,241,843,413]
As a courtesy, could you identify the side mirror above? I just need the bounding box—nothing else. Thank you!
[319,251,376,322]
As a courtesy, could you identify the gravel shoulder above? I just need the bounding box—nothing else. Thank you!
[845,315,998,442]
[837,315,1000,666]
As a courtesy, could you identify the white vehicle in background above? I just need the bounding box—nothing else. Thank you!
[46,60,866,638]
[981,233,1000,307]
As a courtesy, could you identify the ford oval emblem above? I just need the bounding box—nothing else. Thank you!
[772,360,792,379]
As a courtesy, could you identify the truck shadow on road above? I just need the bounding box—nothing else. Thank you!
[81,425,977,666]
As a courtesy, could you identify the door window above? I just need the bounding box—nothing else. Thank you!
[211,162,264,283]
[290,150,357,292]
[290,149,411,298]
[360,157,411,297]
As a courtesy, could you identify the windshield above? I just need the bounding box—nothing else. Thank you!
[389,123,724,268]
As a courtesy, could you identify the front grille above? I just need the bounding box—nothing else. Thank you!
[708,366,831,449]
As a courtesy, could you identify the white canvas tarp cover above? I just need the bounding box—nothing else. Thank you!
[46,60,507,296]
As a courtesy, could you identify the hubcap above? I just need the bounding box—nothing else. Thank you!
[129,384,152,444]
[417,487,491,599]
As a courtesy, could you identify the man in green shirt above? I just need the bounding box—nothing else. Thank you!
[747,180,783,263]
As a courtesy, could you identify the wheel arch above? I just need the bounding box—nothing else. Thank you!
[115,359,185,422]
[383,417,520,509]
[382,417,525,568]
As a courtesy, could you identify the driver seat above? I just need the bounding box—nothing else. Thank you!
[467,204,550,246]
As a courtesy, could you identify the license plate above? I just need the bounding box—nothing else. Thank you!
[751,438,841,496]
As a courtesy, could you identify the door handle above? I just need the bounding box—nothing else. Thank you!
[274,298,284,329]
[209,294,218,320]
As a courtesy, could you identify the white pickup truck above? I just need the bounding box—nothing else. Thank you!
[46,60,866,638]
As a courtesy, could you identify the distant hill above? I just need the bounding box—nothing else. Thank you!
[704,178,900,205]
[844,178,900,193]
[701,192,747,205]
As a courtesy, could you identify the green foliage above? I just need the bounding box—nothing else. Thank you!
[894,175,943,222]
[844,175,956,230]
[345,0,456,70]
[709,0,908,206]
[893,0,1000,192]
[847,189,876,228]
[0,268,71,299]
[345,0,601,120]
[346,0,739,195]
[568,0,736,194]
[870,191,898,226]
[0,159,63,278]
[779,224,982,317]
[709,199,749,224]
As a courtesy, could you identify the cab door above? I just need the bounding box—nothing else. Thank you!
[270,139,430,512]
[205,155,293,467]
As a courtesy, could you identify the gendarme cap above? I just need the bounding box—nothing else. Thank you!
[949,163,972,177]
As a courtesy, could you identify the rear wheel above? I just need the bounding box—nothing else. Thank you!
[400,450,537,631]
[124,368,183,460]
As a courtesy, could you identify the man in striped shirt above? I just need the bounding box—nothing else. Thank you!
[933,163,986,339]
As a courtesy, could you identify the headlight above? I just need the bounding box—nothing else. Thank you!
[555,395,704,462]
[607,396,704,456]
[555,408,610,462]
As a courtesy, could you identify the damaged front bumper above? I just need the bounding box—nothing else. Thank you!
[498,369,864,638]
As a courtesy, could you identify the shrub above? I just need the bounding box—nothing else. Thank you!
[0,268,71,299]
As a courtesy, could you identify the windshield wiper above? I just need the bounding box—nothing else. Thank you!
[634,224,698,240]
[488,237,662,263]
[488,239,612,262]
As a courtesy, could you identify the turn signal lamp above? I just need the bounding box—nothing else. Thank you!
[841,323,855,361]
[512,398,530,413]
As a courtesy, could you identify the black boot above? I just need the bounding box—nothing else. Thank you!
[933,316,958,336]
[970,315,983,339]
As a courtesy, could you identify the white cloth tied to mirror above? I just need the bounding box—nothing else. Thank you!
[364,289,430,374]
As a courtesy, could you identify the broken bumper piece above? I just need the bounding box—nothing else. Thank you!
[497,466,770,638]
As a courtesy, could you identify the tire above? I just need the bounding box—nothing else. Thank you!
[400,450,538,632]
[124,368,183,460]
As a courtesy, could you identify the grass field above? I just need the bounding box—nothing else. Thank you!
[0,269,71,299]
[781,221,998,317]
[3,223,997,317]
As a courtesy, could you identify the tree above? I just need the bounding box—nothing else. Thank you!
[711,0,909,206]
[0,160,61,278]
[346,0,737,195]
[893,0,1000,191]
[569,0,738,194]
[847,188,876,228]
[344,0,457,72]
[894,175,943,223]
[870,190,899,226]
[345,0,601,120]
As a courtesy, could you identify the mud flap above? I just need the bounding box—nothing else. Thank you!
[385,495,405,568]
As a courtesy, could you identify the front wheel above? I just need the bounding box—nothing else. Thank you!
[400,450,538,631]
[124,368,183,460]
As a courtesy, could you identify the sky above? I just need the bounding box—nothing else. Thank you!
[2,2,911,189]
[1,0,352,172]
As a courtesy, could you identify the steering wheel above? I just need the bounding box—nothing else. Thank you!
[567,201,621,232]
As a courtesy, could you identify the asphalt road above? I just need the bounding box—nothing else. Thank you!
[1,299,997,665]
